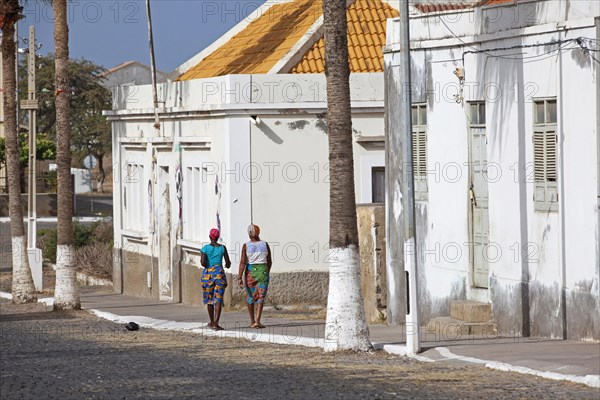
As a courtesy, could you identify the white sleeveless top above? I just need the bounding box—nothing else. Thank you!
[246,241,268,264]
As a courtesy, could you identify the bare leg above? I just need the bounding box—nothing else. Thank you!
[213,303,224,330]
[254,303,265,328]
[207,304,215,327]
[247,304,256,327]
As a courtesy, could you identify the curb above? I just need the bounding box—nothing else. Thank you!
[0,217,108,223]
[1,291,598,389]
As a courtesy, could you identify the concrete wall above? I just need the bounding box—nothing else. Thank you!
[358,204,387,323]
[385,1,600,340]
[0,194,58,217]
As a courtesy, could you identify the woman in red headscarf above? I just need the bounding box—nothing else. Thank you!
[200,228,231,330]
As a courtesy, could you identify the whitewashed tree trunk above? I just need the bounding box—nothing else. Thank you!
[324,246,371,351]
[322,0,372,352]
[11,237,37,303]
[53,245,80,309]
[53,0,80,310]
[2,0,37,304]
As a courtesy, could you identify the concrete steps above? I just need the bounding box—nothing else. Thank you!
[450,300,492,322]
[426,300,496,338]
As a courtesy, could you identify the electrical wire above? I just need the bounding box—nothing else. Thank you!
[437,17,598,65]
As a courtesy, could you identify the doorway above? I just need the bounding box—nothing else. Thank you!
[468,102,490,289]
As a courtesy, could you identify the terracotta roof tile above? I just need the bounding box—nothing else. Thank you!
[178,0,321,80]
[415,0,517,14]
[291,0,399,74]
[179,0,401,79]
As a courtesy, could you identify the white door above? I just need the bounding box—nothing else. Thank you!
[469,125,490,288]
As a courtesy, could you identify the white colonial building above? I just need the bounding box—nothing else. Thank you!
[385,0,600,340]
[106,0,399,306]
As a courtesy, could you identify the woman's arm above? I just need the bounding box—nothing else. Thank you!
[200,250,207,268]
[266,242,272,272]
[238,244,247,288]
[224,247,232,269]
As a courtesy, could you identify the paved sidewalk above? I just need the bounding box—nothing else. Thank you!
[2,289,598,388]
[78,291,600,388]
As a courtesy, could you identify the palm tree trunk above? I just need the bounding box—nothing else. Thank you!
[53,0,80,310]
[322,0,370,351]
[94,151,105,193]
[1,0,37,303]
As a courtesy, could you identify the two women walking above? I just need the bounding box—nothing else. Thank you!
[199,224,272,330]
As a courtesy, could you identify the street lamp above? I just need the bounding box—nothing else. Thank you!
[19,26,43,292]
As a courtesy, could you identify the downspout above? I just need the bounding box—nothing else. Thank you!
[249,75,254,224]
[145,0,161,295]
[596,17,600,307]
[557,28,567,340]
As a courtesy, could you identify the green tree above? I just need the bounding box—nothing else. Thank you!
[18,54,111,192]
[0,133,56,191]
[322,0,371,352]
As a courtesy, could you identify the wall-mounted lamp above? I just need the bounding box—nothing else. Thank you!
[453,67,465,81]
[453,67,465,104]
[250,115,261,125]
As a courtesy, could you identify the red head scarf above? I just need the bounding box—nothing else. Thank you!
[209,228,220,241]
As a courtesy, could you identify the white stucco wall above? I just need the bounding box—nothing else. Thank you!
[108,73,386,274]
[385,0,600,339]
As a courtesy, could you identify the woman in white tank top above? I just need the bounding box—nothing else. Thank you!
[238,224,272,329]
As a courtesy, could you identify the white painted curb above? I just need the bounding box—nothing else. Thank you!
[435,347,600,389]
[89,309,326,348]
[0,291,54,306]
[0,217,107,223]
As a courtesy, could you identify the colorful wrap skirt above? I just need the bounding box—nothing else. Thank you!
[201,265,226,305]
[244,264,270,304]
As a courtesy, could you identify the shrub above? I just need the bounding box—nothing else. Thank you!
[91,220,114,246]
[36,220,113,268]
[38,228,57,263]
[74,242,113,280]
[73,221,94,248]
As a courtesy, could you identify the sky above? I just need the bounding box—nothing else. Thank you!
[17,0,267,73]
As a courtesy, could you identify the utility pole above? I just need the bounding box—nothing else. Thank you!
[145,0,160,138]
[21,26,43,291]
[398,0,420,355]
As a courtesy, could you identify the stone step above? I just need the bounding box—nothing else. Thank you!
[450,300,492,323]
[426,317,498,338]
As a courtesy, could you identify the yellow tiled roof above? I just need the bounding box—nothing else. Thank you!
[178,0,321,80]
[291,0,399,74]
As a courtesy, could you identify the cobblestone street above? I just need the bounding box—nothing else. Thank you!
[1,301,597,399]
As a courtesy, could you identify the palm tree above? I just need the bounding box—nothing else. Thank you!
[322,0,371,351]
[53,0,80,310]
[1,0,37,303]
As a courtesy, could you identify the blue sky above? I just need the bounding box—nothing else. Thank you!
[18,0,266,73]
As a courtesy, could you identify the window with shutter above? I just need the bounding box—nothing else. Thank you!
[184,166,210,241]
[412,104,428,201]
[123,162,146,231]
[533,99,558,212]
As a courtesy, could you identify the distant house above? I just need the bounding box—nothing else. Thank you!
[106,0,399,306]
[100,60,169,90]
[385,0,600,340]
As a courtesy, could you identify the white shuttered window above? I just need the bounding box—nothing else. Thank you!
[412,104,428,201]
[533,99,558,212]
[123,163,145,232]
